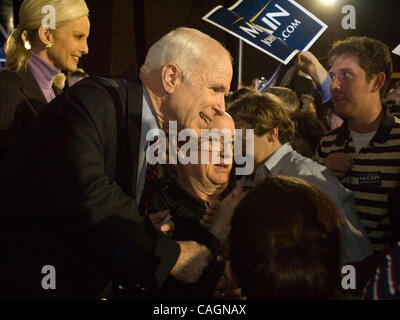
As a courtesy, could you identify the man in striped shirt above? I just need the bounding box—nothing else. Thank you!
[314,37,400,256]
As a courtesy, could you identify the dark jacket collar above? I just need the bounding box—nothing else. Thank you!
[16,69,61,116]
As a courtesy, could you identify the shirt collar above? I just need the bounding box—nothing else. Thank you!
[334,104,394,145]
[264,142,292,174]
[27,52,60,90]
[140,85,159,149]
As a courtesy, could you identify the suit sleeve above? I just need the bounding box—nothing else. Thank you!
[35,81,179,293]
[0,72,28,157]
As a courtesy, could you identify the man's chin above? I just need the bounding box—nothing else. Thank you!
[209,176,229,187]
[333,105,348,119]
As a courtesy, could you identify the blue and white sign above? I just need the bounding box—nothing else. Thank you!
[0,21,9,68]
[392,44,400,56]
[203,0,327,64]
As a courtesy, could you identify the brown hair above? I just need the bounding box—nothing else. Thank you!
[229,175,343,300]
[228,92,294,144]
[263,86,300,115]
[328,36,393,97]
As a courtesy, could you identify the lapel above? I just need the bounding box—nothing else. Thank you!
[126,80,143,197]
[16,69,49,117]
[52,84,62,96]
[114,79,143,198]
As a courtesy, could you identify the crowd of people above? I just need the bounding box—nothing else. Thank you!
[1,0,400,300]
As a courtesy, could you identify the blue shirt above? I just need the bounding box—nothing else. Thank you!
[319,75,332,104]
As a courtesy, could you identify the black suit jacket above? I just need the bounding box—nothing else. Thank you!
[0,69,61,157]
[0,76,180,299]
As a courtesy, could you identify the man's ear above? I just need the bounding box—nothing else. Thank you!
[371,72,386,93]
[161,63,181,94]
[37,25,54,47]
[267,127,279,142]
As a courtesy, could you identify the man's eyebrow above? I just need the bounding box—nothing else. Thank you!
[211,84,229,93]
[329,68,353,73]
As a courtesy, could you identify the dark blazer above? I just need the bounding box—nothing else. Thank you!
[0,77,180,299]
[0,69,61,157]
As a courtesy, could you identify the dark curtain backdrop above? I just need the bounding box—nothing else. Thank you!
[11,0,400,91]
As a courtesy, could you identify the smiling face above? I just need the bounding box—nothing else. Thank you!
[166,41,233,137]
[329,54,377,121]
[201,114,235,186]
[46,15,90,72]
[178,114,235,198]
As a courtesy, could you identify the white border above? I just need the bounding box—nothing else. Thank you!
[202,6,297,64]
[202,0,328,64]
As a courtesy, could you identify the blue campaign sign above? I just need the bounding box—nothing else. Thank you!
[0,46,5,69]
[203,0,327,64]
[0,22,8,68]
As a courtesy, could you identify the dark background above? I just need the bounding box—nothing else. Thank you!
[4,0,400,91]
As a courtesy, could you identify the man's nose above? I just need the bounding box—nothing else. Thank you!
[213,95,226,115]
[330,77,341,91]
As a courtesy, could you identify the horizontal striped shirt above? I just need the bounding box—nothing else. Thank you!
[315,106,400,252]
[387,101,400,119]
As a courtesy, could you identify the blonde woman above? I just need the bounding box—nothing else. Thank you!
[0,0,89,157]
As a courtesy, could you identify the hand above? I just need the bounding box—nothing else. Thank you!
[148,210,174,237]
[214,260,242,300]
[209,181,247,242]
[324,152,353,178]
[170,241,212,284]
[296,51,328,86]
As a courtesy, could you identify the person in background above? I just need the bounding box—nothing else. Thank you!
[383,80,400,118]
[362,240,400,300]
[263,86,300,117]
[225,87,254,106]
[0,0,90,157]
[262,86,325,157]
[67,67,88,87]
[227,175,343,300]
[312,36,400,290]
[313,37,398,250]
[291,111,327,158]
[229,92,373,265]
[150,113,242,299]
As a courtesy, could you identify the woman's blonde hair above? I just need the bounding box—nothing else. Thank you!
[3,0,89,72]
